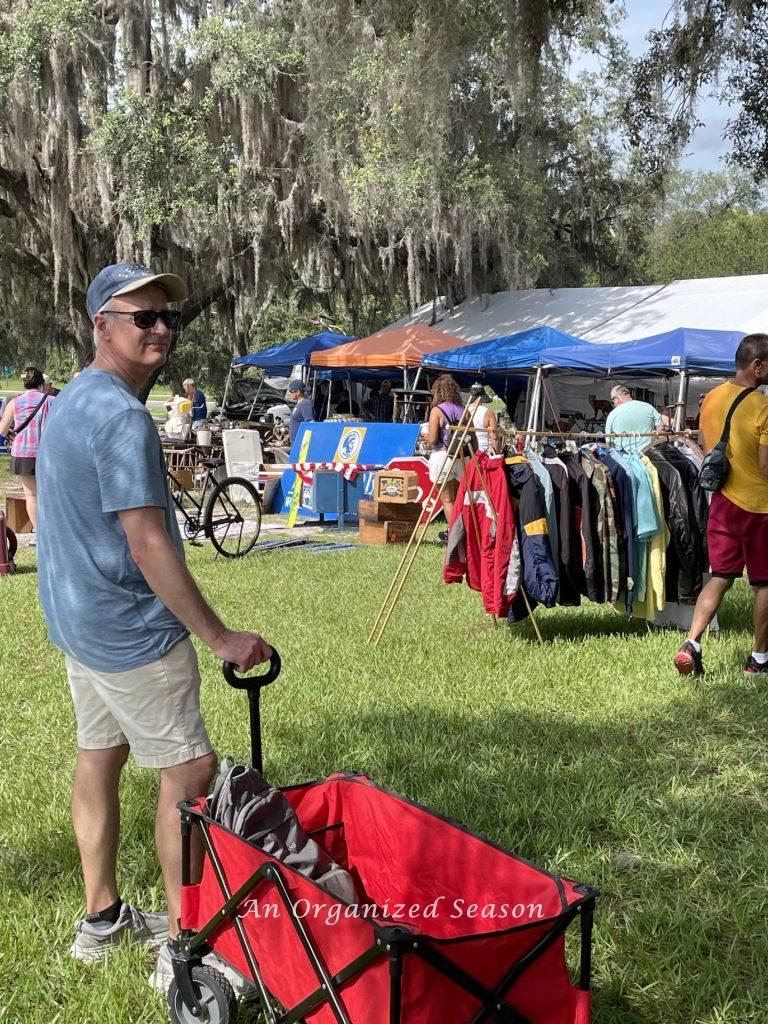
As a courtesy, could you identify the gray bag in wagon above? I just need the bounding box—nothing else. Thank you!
[207,757,357,904]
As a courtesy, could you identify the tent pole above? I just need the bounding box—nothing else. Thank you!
[674,370,688,431]
[221,368,232,415]
[525,366,543,443]
[348,370,353,416]
[521,374,532,429]
[247,375,264,421]
[405,366,422,421]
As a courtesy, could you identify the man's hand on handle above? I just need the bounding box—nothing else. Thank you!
[210,630,272,672]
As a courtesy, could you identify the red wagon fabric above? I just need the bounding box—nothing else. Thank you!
[179,772,596,1024]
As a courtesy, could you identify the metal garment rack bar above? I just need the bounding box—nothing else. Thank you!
[448,426,700,441]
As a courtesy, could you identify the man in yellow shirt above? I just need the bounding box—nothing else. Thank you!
[675,334,768,677]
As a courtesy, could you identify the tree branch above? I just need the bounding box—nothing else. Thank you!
[0,241,88,318]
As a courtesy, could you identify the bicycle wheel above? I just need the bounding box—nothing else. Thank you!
[203,476,261,558]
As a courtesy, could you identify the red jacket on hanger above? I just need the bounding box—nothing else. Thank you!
[443,452,516,617]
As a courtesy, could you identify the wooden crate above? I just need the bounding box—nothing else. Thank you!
[358,518,414,545]
[358,499,421,523]
[6,493,32,533]
[373,470,419,504]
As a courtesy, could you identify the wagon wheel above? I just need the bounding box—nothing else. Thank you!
[6,528,16,560]
[167,965,238,1024]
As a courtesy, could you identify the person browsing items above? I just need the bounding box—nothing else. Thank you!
[427,374,466,531]
[604,385,663,452]
[468,382,500,454]
[369,379,395,422]
[334,385,360,417]
[35,261,273,985]
[287,379,314,444]
[674,333,768,678]
[182,377,207,423]
[0,365,55,542]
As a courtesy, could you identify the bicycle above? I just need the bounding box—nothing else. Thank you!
[168,454,262,558]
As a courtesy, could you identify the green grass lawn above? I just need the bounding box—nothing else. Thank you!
[1,538,767,1023]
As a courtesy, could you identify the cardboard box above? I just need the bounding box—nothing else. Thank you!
[358,518,414,545]
[358,499,421,523]
[6,493,32,534]
[374,470,419,504]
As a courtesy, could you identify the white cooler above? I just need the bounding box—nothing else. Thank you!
[222,429,264,501]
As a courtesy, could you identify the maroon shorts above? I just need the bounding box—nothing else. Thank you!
[707,491,768,586]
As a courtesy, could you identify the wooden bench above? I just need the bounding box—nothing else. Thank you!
[6,491,32,533]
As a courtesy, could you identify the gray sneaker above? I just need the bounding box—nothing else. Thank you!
[71,902,169,962]
[150,938,257,1001]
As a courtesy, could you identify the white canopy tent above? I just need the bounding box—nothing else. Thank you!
[391,274,768,428]
[391,274,768,342]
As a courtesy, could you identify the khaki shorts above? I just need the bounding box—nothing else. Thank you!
[65,638,214,769]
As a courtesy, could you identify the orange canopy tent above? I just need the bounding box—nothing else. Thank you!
[309,324,469,368]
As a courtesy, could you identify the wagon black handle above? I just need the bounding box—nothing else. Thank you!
[222,650,281,775]
[223,648,281,689]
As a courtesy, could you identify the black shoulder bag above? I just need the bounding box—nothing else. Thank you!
[6,393,48,444]
[698,387,755,492]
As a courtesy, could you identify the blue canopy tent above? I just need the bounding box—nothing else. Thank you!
[421,325,591,374]
[231,331,354,374]
[537,327,747,430]
[539,328,746,376]
[421,325,593,432]
[224,331,363,420]
[227,332,407,417]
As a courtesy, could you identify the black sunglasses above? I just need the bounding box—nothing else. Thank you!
[104,309,182,331]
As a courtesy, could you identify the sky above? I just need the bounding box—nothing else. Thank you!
[582,1,731,172]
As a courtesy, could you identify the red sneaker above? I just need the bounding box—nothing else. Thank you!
[744,655,768,676]
[674,641,704,677]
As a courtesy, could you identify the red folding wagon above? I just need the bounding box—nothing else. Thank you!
[168,656,597,1024]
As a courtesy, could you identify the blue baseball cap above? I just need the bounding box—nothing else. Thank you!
[287,379,308,394]
[86,262,188,321]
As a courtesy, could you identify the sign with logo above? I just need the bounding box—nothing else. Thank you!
[333,426,367,463]
[278,423,421,515]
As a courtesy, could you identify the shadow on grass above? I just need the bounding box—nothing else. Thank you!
[510,606,650,642]
[8,564,38,576]
[495,581,758,644]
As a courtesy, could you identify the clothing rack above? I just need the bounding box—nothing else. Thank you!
[437,426,709,632]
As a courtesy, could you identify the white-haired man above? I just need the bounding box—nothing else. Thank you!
[36,263,272,984]
[182,376,207,424]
